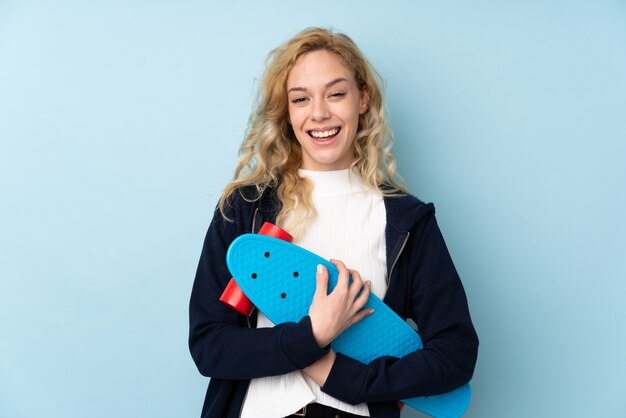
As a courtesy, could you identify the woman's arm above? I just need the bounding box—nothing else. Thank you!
[188,202,328,380]
[308,213,479,404]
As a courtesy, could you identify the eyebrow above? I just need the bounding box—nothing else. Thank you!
[287,77,348,93]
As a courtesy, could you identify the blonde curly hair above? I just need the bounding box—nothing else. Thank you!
[219,27,405,237]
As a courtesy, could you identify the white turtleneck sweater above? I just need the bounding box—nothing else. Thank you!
[240,168,388,418]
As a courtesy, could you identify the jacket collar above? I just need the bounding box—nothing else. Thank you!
[383,192,434,233]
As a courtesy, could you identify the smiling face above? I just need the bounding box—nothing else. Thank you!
[286,49,369,171]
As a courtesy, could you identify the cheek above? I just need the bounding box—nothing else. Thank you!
[288,106,304,126]
[338,109,360,129]
[340,100,362,122]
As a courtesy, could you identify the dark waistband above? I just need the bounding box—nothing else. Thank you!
[287,402,366,418]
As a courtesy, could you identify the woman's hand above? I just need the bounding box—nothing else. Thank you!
[308,259,373,348]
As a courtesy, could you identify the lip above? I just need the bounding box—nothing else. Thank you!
[307,125,340,133]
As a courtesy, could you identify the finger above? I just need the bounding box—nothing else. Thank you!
[330,259,349,290]
[347,269,363,299]
[352,280,371,311]
[314,264,329,298]
[349,306,375,327]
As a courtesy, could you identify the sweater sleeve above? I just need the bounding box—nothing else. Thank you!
[188,198,328,380]
[321,212,479,404]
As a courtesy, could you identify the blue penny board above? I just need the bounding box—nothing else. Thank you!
[226,234,471,418]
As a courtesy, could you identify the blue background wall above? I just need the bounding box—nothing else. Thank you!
[1,1,625,417]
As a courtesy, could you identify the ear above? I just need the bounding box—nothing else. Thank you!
[359,90,370,114]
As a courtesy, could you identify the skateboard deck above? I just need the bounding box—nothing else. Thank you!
[226,234,471,418]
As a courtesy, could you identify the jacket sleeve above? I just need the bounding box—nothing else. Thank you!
[321,212,479,404]
[188,197,328,380]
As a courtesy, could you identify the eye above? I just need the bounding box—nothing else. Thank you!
[329,91,346,99]
[290,96,308,104]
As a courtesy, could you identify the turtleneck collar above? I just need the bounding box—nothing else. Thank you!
[298,168,373,196]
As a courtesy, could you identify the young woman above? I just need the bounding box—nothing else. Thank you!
[189,27,478,418]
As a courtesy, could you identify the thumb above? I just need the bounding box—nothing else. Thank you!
[314,264,329,298]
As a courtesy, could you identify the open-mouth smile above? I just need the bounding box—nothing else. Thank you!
[308,127,341,140]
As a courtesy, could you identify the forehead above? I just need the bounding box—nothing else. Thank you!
[287,49,354,88]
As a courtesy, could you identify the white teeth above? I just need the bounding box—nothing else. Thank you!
[310,128,339,138]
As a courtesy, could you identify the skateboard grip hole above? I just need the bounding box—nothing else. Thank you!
[251,273,257,279]
[293,272,299,277]
[264,251,270,258]
[280,293,286,299]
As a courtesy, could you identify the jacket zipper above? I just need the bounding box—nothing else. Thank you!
[251,208,260,234]
[387,231,409,285]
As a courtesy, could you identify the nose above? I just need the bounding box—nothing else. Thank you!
[310,98,331,122]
